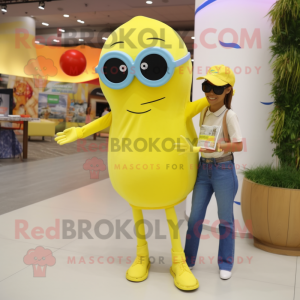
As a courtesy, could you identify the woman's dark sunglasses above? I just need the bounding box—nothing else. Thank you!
[202,81,230,95]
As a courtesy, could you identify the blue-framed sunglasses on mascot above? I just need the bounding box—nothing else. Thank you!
[95,47,191,90]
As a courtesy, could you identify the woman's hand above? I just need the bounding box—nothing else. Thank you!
[200,143,222,153]
[200,142,244,153]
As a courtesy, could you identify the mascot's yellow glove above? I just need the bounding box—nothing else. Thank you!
[175,135,201,155]
[55,127,83,145]
[55,112,112,146]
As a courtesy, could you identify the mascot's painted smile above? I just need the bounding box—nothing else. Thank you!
[127,97,166,114]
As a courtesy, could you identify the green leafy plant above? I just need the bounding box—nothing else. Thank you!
[267,0,300,169]
[243,165,300,189]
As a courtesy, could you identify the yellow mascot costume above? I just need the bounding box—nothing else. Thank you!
[55,16,208,291]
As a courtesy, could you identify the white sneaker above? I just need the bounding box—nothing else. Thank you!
[220,270,232,280]
[189,266,193,270]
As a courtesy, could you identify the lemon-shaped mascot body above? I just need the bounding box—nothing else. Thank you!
[56,16,208,291]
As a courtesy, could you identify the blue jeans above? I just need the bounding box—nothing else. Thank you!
[184,157,238,271]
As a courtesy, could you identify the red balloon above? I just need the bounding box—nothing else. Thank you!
[60,50,87,76]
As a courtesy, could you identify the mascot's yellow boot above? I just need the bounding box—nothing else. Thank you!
[170,249,199,291]
[126,242,150,282]
[166,207,199,291]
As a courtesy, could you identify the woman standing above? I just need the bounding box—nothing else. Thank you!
[184,65,243,280]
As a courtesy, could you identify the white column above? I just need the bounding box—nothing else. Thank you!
[0,17,37,78]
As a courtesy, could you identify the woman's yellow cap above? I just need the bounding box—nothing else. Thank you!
[196,65,235,87]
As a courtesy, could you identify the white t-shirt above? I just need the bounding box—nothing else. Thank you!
[201,105,243,158]
[101,110,109,117]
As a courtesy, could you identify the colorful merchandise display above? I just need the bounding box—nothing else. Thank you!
[0,75,102,132]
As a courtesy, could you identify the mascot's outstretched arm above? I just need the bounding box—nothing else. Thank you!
[55,112,112,145]
[185,96,209,119]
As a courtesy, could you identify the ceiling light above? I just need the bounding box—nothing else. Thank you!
[59,29,65,32]
[146,1,153,4]
[1,5,7,12]
[77,20,85,24]
[63,14,69,17]
[38,1,45,10]
[53,39,59,43]
[191,37,195,39]
[42,22,49,26]
[102,37,108,40]
[79,39,84,42]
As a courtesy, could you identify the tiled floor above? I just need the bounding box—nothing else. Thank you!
[0,141,109,215]
[0,178,298,300]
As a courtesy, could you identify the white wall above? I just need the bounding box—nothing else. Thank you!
[186,0,277,235]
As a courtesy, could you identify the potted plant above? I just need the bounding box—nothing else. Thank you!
[241,0,300,256]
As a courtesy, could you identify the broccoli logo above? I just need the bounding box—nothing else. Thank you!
[23,246,56,277]
[24,56,58,88]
